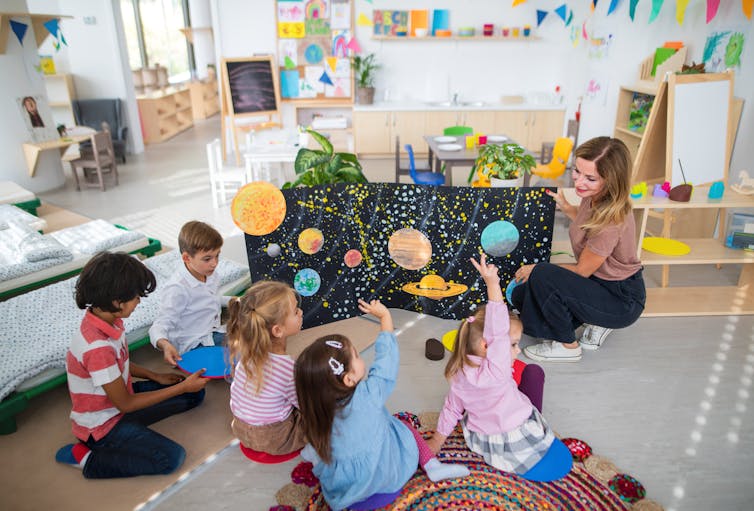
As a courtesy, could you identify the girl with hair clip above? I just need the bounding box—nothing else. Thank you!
[226,280,305,455]
[512,136,645,362]
[426,254,555,476]
[295,299,469,511]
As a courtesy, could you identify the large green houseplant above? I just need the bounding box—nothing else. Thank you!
[351,53,380,105]
[468,143,537,186]
[283,129,368,188]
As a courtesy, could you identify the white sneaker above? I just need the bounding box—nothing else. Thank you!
[580,324,613,351]
[524,341,582,362]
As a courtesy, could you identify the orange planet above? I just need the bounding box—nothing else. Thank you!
[298,228,324,254]
[402,274,468,300]
[344,249,363,268]
[231,182,286,236]
[388,228,432,270]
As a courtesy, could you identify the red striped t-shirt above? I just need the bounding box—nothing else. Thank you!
[229,353,298,425]
[66,310,132,441]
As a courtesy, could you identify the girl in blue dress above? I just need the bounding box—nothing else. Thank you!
[295,299,469,510]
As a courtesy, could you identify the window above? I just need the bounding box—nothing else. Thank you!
[120,0,193,83]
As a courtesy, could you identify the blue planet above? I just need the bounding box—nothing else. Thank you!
[294,268,321,297]
[481,220,520,257]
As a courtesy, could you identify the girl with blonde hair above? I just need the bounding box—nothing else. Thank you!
[513,136,645,362]
[226,280,305,455]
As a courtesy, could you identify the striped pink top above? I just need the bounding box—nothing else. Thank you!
[229,352,298,426]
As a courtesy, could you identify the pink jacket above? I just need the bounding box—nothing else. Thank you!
[436,301,533,437]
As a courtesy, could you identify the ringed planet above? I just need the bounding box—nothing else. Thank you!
[402,274,468,300]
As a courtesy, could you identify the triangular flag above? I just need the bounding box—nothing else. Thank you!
[649,0,664,23]
[59,30,67,47]
[608,0,622,15]
[592,0,599,10]
[744,0,753,19]
[284,56,296,69]
[319,71,333,86]
[554,4,568,22]
[676,0,690,24]
[513,0,527,6]
[536,10,549,26]
[357,13,373,26]
[566,9,574,26]
[706,0,720,22]
[346,37,361,54]
[9,20,28,45]
[43,18,59,38]
[583,20,589,39]
[326,57,337,73]
[630,0,640,20]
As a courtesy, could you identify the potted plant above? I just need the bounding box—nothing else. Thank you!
[283,129,368,188]
[468,142,536,187]
[351,53,380,105]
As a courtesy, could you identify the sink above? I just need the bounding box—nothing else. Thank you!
[426,100,485,107]
[427,101,453,107]
[459,101,485,107]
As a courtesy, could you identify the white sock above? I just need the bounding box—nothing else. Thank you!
[423,457,470,482]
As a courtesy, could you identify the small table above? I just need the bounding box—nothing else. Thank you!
[243,145,298,186]
[22,134,91,177]
[423,135,532,187]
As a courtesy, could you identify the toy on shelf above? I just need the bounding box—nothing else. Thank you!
[653,182,671,198]
[669,160,692,202]
[630,181,647,199]
[708,181,725,200]
[731,170,754,195]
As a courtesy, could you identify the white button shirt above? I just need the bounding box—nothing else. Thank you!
[149,261,230,354]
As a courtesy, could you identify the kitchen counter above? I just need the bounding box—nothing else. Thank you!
[353,101,566,112]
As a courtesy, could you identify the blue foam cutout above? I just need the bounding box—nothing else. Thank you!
[176,346,232,379]
[520,437,573,482]
[348,490,401,510]
[506,279,519,304]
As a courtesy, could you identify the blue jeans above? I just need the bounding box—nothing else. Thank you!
[511,262,645,344]
[81,380,205,479]
[212,331,226,347]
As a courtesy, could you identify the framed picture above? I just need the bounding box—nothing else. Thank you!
[17,95,57,142]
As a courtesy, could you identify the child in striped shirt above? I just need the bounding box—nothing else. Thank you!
[227,281,305,455]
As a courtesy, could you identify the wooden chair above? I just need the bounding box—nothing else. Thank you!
[207,139,248,208]
[69,131,119,191]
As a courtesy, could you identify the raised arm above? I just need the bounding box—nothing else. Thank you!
[470,254,503,303]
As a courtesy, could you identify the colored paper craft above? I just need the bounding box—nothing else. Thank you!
[608,0,622,15]
[652,47,676,75]
[326,56,337,72]
[744,0,753,19]
[707,0,720,23]
[676,0,690,24]
[630,0,639,20]
[513,0,527,6]
[641,237,690,256]
[319,70,334,85]
[346,37,361,53]
[279,22,305,38]
[9,20,27,45]
[357,13,373,26]
[554,4,568,22]
[280,69,300,98]
[284,56,296,70]
[242,184,556,328]
[649,0,664,23]
[536,10,548,26]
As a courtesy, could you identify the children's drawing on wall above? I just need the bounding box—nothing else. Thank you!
[588,32,613,59]
[17,95,57,142]
[234,183,556,329]
[305,0,330,36]
[331,30,350,57]
[703,30,746,72]
[278,40,298,68]
[584,78,608,106]
[277,0,305,38]
[330,0,350,29]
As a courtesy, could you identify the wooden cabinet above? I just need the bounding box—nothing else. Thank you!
[295,101,353,152]
[551,188,754,316]
[188,79,219,120]
[495,110,565,153]
[353,111,425,155]
[136,87,193,144]
[43,74,76,127]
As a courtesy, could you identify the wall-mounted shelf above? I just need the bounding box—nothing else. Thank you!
[179,26,212,44]
[0,12,72,54]
[371,35,540,42]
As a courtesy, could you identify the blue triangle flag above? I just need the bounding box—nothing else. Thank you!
[593,0,599,8]
[536,10,549,26]
[554,4,568,22]
[319,71,334,86]
[43,18,59,38]
[608,0,621,15]
[629,0,639,20]
[10,20,28,45]
[566,10,574,26]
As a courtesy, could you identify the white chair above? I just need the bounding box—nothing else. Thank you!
[207,138,248,208]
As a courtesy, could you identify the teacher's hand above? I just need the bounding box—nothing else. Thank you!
[545,188,567,211]
[514,264,535,283]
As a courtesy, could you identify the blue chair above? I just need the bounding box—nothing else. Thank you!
[406,144,444,186]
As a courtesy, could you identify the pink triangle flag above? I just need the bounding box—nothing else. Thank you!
[706,0,720,23]
[346,37,361,54]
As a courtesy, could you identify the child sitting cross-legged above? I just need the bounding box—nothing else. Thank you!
[56,252,209,478]
[295,299,469,511]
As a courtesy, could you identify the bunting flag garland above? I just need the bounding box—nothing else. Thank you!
[42,18,67,50]
[676,0,690,24]
[9,20,28,45]
[649,0,664,23]
[326,56,337,73]
[513,0,527,6]
[744,0,753,20]
[608,0,622,15]
[536,9,549,26]
[583,20,589,39]
[593,0,599,9]
[319,70,333,86]
[629,0,640,20]
[555,4,568,22]
[346,37,361,54]
[566,9,574,25]
[706,0,720,23]
[356,13,372,26]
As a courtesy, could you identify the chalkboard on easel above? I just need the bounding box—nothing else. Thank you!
[221,57,280,117]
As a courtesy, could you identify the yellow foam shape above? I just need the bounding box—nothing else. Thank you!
[442,329,458,352]
[642,237,690,256]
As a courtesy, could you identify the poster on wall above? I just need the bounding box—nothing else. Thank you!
[239,183,556,329]
[703,30,746,72]
[17,95,57,142]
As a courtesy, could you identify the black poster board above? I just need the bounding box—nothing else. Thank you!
[221,56,280,117]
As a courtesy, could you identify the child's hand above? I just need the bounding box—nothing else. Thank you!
[157,339,181,366]
[470,253,499,283]
[181,369,209,393]
[358,299,393,332]
[152,372,186,386]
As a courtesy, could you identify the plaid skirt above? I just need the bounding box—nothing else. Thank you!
[462,408,554,474]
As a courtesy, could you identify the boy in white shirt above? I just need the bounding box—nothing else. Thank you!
[150,221,230,365]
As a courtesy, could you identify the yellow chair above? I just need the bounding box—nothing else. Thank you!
[532,137,574,180]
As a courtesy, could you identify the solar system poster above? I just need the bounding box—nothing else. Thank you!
[238,183,556,329]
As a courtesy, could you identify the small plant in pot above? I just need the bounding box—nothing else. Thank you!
[468,142,536,187]
[351,53,380,105]
[283,129,368,188]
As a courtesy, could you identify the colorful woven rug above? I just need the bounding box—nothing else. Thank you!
[272,413,663,511]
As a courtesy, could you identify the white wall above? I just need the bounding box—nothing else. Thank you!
[188,0,215,79]
[211,0,753,177]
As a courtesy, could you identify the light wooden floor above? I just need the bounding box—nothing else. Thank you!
[37,117,754,511]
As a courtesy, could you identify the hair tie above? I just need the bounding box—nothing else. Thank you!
[325,340,342,349]
[328,357,344,376]
[467,316,475,323]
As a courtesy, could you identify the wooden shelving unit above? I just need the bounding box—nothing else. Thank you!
[550,187,754,317]
[136,87,193,144]
[42,74,76,127]
[188,79,219,120]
